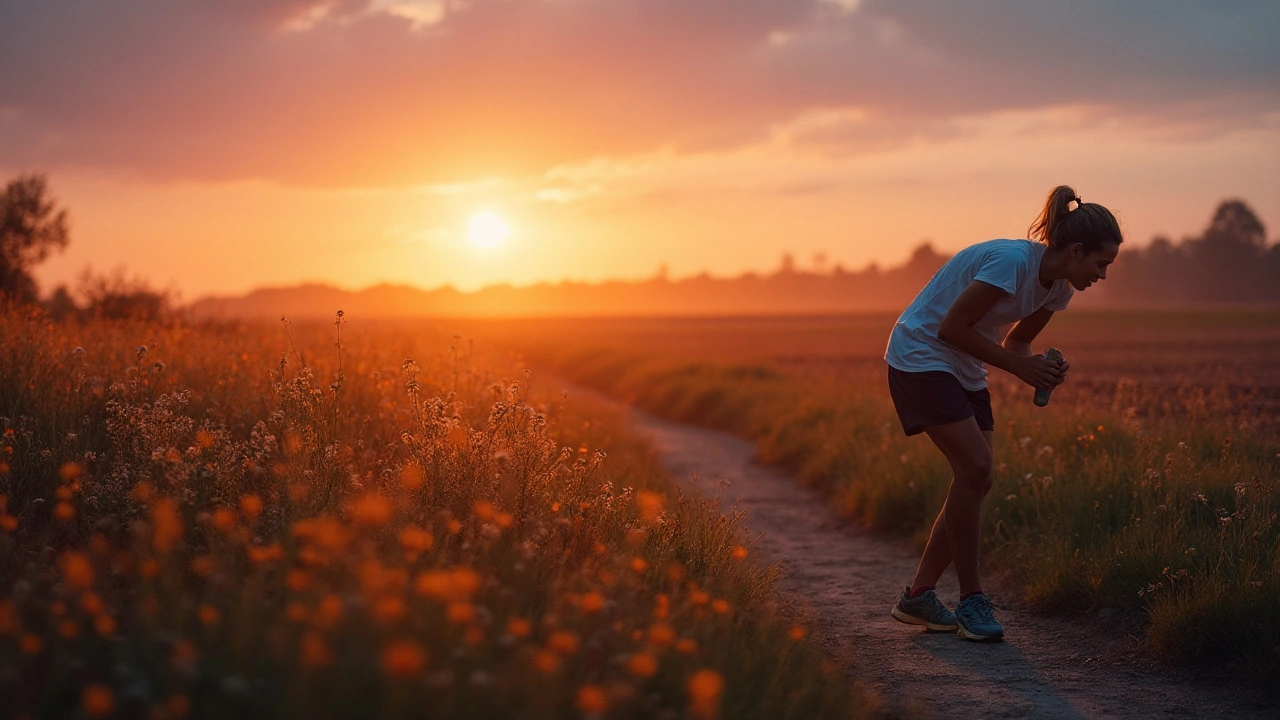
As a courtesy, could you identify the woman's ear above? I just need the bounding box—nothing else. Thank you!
[1069,242,1086,259]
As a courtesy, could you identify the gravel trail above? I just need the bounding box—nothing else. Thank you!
[615,405,1275,719]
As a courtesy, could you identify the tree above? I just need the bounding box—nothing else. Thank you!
[1,173,70,303]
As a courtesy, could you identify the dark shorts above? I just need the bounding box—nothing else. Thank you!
[887,366,994,436]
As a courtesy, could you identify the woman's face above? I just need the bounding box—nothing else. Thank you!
[1069,241,1120,291]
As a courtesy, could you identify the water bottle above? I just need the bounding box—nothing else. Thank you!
[1033,347,1065,407]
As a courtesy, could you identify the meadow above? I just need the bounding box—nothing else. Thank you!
[477,311,1280,681]
[0,307,871,719]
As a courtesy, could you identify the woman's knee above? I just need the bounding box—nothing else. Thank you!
[953,449,993,489]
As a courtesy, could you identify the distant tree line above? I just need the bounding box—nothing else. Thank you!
[1,173,170,320]
[1101,200,1279,305]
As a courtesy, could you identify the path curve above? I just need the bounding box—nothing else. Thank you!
[614,404,1273,719]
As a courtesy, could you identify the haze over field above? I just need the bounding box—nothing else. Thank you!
[3,1,1278,299]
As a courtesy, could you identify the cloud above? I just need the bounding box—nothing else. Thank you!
[0,0,1275,187]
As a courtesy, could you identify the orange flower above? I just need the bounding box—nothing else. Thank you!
[59,462,82,481]
[731,545,748,561]
[132,482,154,503]
[152,498,183,554]
[197,604,220,627]
[211,508,237,534]
[676,638,698,654]
[240,494,263,521]
[629,557,649,573]
[140,559,161,579]
[626,652,658,678]
[54,501,75,522]
[285,601,310,623]
[20,633,42,655]
[285,569,313,593]
[575,685,609,715]
[247,545,284,565]
[373,597,407,625]
[380,640,426,678]
[788,625,807,641]
[82,685,115,718]
[494,512,514,529]
[414,567,481,603]
[314,594,344,629]
[350,494,392,526]
[60,551,95,591]
[711,599,730,615]
[690,590,710,606]
[0,600,17,634]
[94,614,118,637]
[446,602,475,625]
[532,649,560,673]
[446,518,463,534]
[79,592,104,615]
[398,526,434,558]
[647,623,676,648]
[635,491,664,524]
[506,617,531,638]
[195,429,215,449]
[580,591,605,614]
[0,514,16,532]
[58,619,79,638]
[189,555,214,578]
[473,499,495,521]
[172,640,199,672]
[687,669,725,720]
[546,630,579,655]
[653,594,670,619]
[300,632,335,669]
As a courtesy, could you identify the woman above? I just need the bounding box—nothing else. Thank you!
[884,185,1122,641]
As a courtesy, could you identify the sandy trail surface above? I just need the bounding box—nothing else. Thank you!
[613,405,1275,719]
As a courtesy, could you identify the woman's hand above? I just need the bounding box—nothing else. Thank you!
[1014,354,1067,390]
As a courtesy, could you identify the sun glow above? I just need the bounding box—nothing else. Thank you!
[467,211,511,249]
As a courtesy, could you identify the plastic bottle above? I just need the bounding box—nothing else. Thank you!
[1033,347,1065,407]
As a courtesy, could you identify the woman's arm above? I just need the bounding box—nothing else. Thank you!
[1003,307,1054,357]
[938,281,1065,390]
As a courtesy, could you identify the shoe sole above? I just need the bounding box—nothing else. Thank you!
[891,605,958,632]
[956,622,1004,642]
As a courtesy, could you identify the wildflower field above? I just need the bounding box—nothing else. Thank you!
[482,311,1280,682]
[0,307,870,719]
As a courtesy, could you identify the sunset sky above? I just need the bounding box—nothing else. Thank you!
[3,0,1278,298]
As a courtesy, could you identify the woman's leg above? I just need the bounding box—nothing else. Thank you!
[909,419,993,596]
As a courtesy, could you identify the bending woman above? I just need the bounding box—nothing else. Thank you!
[884,185,1123,641]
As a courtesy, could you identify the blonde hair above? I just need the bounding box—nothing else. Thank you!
[1028,185,1123,253]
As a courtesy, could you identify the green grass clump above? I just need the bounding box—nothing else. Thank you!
[0,308,869,719]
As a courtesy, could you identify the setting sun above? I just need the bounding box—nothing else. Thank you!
[467,211,511,250]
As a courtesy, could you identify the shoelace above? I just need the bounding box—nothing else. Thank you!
[965,596,996,623]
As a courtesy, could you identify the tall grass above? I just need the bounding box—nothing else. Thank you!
[523,341,1280,681]
[0,307,870,719]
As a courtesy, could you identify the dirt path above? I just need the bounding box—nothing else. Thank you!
[615,406,1275,719]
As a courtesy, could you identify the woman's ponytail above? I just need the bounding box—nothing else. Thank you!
[1028,185,1123,254]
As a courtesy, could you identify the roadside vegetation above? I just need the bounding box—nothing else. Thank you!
[0,307,869,719]
[509,312,1280,681]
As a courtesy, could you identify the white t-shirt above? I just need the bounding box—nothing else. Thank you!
[884,239,1073,391]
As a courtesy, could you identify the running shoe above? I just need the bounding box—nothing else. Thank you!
[891,587,958,632]
[955,593,1004,642]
